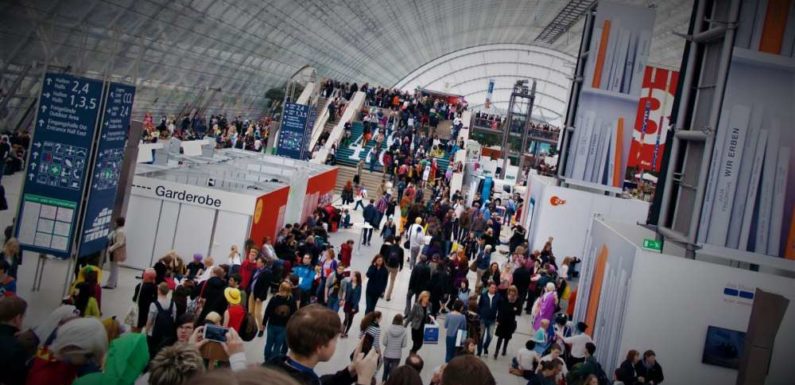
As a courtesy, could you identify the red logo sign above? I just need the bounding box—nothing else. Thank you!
[550,196,566,206]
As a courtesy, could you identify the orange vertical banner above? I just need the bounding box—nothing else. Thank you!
[592,20,612,89]
[759,0,792,53]
[585,245,609,331]
[785,207,795,259]
[613,118,625,187]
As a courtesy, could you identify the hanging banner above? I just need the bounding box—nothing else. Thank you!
[15,73,104,258]
[77,82,136,258]
[627,66,679,173]
[276,103,310,160]
[485,79,495,109]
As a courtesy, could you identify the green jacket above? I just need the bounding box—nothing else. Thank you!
[73,333,149,385]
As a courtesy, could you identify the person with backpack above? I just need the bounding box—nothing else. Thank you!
[263,282,297,362]
[146,282,176,358]
[381,236,404,301]
[380,216,397,242]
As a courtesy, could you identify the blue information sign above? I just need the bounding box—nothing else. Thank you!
[302,108,318,160]
[276,103,309,159]
[77,82,135,258]
[15,73,104,258]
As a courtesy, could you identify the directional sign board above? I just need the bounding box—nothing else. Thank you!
[301,107,318,160]
[77,82,135,258]
[15,73,104,258]
[276,103,310,160]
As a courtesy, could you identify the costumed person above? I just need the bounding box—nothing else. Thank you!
[532,282,558,331]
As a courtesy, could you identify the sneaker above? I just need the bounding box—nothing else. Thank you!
[257,330,264,338]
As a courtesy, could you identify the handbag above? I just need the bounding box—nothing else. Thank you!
[423,321,439,344]
[123,304,138,326]
[403,240,410,249]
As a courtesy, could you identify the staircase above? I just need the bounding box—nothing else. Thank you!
[335,122,452,172]
[332,121,452,199]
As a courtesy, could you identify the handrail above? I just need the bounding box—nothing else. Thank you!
[311,91,366,164]
[308,96,334,151]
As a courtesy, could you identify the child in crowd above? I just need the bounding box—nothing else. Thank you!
[341,209,351,229]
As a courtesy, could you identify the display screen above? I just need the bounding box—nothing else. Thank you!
[702,326,745,369]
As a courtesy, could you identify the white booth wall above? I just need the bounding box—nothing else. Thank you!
[124,175,257,270]
[523,173,649,259]
[576,219,795,385]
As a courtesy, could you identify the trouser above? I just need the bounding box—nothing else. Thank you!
[386,267,399,300]
[327,296,340,312]
[248,296,264,331]
[404,290,415,315]
[476,268,486,290]
[343,310,356,334]
[411,326,424,353]
[445,335,457,362]
[264,324,286,362]
[409,246,420,268]
[315,277,327,305]
[353,200,364,210]
[478,320,495,355]
[365,292,379,314]
[382,357,401,382]
[362,228,373,244]
[495,336,511,356]
[106,260,119,288]
[451,219,460,241]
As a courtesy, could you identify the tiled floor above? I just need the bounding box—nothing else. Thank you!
[4,170,532,384]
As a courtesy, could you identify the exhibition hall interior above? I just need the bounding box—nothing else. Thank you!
[1,0,794,384]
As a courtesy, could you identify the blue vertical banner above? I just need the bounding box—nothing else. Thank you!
[276,103,310,159]
[301,107,318,160]
[77,82,135,258]
[15,73,104,258]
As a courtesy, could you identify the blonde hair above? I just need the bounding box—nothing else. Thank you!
[278,281,293,297]
[148,344,205,385]
[418,290,431,304]
[415,217,422,224]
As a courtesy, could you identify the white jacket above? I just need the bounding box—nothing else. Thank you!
[409,224,425,248]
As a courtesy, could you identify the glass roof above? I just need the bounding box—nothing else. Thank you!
[0,0,691,127]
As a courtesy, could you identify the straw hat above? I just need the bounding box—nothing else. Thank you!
[224,288,241,305]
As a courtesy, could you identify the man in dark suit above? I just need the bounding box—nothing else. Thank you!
[362,199,378,246]
[405,254,430,316]
[477,282,501,356]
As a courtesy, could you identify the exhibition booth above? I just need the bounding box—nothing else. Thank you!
[220,150,338,224]
[520,173,649,260]
[124,166,290,270]
[573,219,795,385]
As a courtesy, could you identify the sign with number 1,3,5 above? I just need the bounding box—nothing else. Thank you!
[15,73,104,258]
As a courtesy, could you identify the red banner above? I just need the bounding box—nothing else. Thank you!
[627,67,679,172]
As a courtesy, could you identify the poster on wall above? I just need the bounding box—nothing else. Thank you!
[563,1,656,189]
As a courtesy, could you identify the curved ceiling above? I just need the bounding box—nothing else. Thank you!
[395,44,576,127]
[0,0,691,126]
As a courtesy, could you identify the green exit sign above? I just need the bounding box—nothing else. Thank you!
[643,238,662,252]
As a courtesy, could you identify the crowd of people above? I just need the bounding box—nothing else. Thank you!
[141,112,276,153]
[317,80,467,176]
[0,161,667,385]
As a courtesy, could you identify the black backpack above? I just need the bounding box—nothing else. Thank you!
[151,300,176,347]
[387,245,402,267]
[238,312,258,341]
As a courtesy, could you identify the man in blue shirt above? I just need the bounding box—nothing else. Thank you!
[477,283,500,356]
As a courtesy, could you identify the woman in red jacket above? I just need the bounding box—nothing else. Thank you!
[339,240,354,267]
[239,247,258,291]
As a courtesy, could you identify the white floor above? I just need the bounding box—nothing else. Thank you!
[3,170,533,384]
